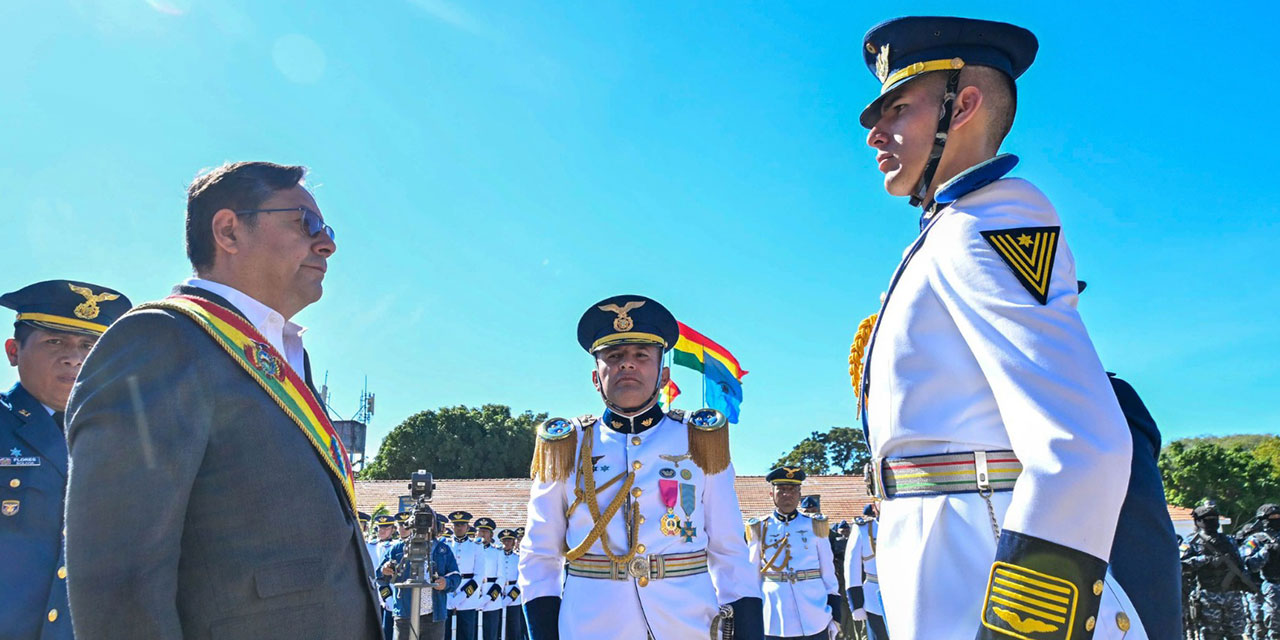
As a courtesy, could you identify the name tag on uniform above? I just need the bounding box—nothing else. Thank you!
[0,456,40,467]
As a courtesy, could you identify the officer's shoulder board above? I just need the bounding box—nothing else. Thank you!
[529,415,587,483]
[745,516,763,543]
[811,513,830,537]
[684,408,730,475]
[979,226,1062,305]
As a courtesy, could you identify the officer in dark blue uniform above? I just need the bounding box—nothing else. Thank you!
[1,279,131,639]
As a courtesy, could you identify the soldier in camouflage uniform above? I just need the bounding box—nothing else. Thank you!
[1182,503,1252,640]
[1242,504,1280,640]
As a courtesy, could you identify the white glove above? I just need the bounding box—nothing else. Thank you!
[827,620,840,640]
[852,607,867,621]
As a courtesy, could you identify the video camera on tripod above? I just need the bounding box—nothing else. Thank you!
[393,470,439,636]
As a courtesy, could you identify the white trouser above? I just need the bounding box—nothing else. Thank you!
[877,491,1147,639]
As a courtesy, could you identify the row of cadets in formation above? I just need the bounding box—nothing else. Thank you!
[443,511,527,640]
[0,280,132,639]
[357,509,526,640]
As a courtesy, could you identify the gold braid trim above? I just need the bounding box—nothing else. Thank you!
[744,519,763,543]
[811,515,830,537]
[848,313,878,408]
[529,427,578,483]
[689,422,731,475]
[564,424,639,564]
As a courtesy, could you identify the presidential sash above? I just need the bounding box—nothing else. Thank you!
[136,294,356,510]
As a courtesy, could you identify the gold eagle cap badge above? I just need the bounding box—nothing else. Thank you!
[597,300,646,332]
[875,44,891,84]
[68,283,120,320]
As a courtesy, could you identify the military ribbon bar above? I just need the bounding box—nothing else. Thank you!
[138,295,357,511]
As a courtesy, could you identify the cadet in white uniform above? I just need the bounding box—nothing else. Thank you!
[842,504,888,640]
[500,529,527,640]
[474,517,505,640]
[853,16,1149,640]
[746,467,840,640]
[519,294,764,640]
[446,511,482,640]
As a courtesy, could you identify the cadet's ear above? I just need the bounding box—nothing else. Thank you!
[210,208,244,257]
[948,85,984,132]
[5,338,18,366]
[659,366,670,387]
[591,369,602,393]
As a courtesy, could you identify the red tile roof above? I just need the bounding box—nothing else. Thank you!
[358,477,1191,528]
[357,475,877,530]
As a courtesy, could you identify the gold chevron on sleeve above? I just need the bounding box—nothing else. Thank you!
[981,561,1078,640]
[980,226,1061,305]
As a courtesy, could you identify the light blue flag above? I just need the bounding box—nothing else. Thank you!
[702,357,742,423]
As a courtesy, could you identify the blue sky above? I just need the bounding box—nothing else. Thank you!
[3,2,1276,475]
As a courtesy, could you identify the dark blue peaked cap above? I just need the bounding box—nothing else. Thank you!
[859,16,1038,128]
[1,279,132,336]
[577,294,678,354]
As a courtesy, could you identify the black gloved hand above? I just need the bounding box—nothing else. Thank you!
[728,596,764,640]
[524,596,561,640]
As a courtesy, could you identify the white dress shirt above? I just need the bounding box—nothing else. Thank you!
[184,278,307,375]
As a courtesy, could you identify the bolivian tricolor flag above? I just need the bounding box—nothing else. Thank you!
[672,321,745,422]
[661,380,681,408]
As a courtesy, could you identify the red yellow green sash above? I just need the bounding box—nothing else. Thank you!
[138,294,356,510]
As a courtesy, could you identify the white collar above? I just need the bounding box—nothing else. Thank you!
[184,278,307,338]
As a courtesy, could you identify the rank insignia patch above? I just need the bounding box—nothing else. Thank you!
[2,499,18,516]
[981,562,1077,640]
[981,226,1060,305]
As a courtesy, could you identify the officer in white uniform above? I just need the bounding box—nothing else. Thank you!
[842,503,888,640]
[746,467,840,640]
[446,510,482,640]
[853,16,1149,640]
[474,517,505,640]
[500,529,527,640]
[519,294,764,640]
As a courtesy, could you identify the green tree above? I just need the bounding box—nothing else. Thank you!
[1160,439,1280,532]
[773,426,871,476]
[1249,436,1280,477]
[362,404,546,479]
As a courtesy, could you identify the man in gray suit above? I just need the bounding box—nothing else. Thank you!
[64,161,382,639]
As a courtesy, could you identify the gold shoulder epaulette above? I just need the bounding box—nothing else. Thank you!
[811,513,830,537]
[529,417,578,483]
[745,517,763,543]
[685,408,730,475]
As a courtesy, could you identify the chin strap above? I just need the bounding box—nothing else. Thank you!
[598,374,663,416]
[909,68,963,210]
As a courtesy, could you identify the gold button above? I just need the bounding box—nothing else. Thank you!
[9,478,18,488]
[632,461,642,470]
[631,437,641,445]
[57,566,67,579]
[638,515,646,524]
[637,576,649,587]
[48,609,58,622]
[1116,612,1130,632]
[1093,580,1103,596]
[631,488,642,498]
[637,544,646,553]
[1085,616,1095,631]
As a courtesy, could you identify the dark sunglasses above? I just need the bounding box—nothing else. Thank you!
[234,206,335,241]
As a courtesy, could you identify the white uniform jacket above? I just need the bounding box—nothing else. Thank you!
[519,410,760,639]
[861,158,1145,640]
[501,549,522,606]
[446,536,482,611]
[841,518,883,617]
[746,511,838,637]
[479,542,505,612]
